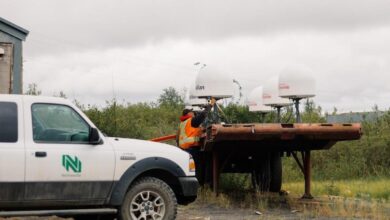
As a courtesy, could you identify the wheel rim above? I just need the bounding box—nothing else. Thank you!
[130,190,166,220]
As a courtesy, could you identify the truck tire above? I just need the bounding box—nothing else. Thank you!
[251,154,271,192]
[252,152,282,192]
[120,177,177,220]
[269,152,282,192]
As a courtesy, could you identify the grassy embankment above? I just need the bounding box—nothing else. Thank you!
[283,178,390,201]
[193,176,390,219]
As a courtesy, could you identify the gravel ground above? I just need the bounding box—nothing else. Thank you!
[1,199,389,220]
[177,204,302,220]
[0,207,306,220]
[0,206,366,220]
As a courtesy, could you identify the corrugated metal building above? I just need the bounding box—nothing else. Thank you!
[0,17,29,94]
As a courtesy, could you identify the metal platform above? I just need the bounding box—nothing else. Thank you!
[202,123,362,198]
[150,123,363,199]
[206,123,362,145]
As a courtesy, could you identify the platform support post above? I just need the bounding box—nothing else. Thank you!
[302,150,313,199]
[292,150,314,199]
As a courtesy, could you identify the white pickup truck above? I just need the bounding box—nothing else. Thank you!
[0,94,198,220]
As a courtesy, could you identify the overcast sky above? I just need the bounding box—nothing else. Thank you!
[2,0,390,113]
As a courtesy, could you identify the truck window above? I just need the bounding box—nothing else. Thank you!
[0,102,18,142]
[32,103,90,143]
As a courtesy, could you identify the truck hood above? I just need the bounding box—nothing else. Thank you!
[107,137,186,154]
[106,137,191,174]
[108,137,180,153]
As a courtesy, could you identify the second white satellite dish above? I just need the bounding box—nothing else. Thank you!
[247,86,272,113]
[278,65,316,99]
[263,77,292,107]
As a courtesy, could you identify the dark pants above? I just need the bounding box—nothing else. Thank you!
[185,147,212,186]
[185,147,202,183]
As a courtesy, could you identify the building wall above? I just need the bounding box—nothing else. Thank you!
[0,30,23,94]
[0,42,13,93]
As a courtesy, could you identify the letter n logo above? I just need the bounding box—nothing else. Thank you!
[62,155,82,173]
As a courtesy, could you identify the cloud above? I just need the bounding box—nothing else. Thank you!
[1,0,390,112]
[23,26,390,112]
[2,0,390,56]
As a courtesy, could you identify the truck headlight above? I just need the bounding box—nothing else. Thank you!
[189,155,196,173]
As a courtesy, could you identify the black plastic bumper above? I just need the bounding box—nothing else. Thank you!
[178,177,199,197]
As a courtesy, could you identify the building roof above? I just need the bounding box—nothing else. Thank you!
[0,17,29,41]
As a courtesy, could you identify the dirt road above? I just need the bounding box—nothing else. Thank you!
[0,206,308,220]
[1,197,389,220]
[0,205,363,220]
[178,204,302,220]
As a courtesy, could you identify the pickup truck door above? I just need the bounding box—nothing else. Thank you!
[0,98,25,203]
[23,101,115,202]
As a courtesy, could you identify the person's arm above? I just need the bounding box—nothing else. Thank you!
[191,98,216,128]
[191,105,211,128]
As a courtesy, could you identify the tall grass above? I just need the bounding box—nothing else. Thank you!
[283,179,390,201]
[195,183,389,219]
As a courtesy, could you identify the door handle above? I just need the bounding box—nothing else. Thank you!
[35,151,47,157]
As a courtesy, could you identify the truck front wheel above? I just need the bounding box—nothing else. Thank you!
[120,177,177,220]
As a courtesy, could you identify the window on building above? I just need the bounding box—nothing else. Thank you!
[0,102,18,142]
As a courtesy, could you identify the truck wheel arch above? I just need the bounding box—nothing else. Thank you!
[108,157,186,206]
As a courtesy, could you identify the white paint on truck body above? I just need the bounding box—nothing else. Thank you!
[108,137,193,180]
[0,94,193,183]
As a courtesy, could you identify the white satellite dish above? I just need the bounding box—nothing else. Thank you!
[263,77,292,107]
[278,65,316,99]
[184,105,202,112]
[194,66,234,99]
[188,83,208,107]
[247,86,272,113]
[278,65,316,122]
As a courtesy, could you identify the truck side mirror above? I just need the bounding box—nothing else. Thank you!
[89,127,102,145]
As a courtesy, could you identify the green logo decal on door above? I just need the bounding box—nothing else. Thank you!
[62,155,82,173]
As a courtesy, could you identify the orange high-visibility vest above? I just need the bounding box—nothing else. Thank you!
[178,118,202,149]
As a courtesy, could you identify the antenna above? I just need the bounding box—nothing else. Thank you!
[194,62,206,70]
[233,79,243,104]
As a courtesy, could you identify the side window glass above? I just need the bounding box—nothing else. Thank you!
[0,102,18,142]
[32,104,90,143]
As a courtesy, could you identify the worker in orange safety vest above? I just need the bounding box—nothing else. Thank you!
[177,98,216,183]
